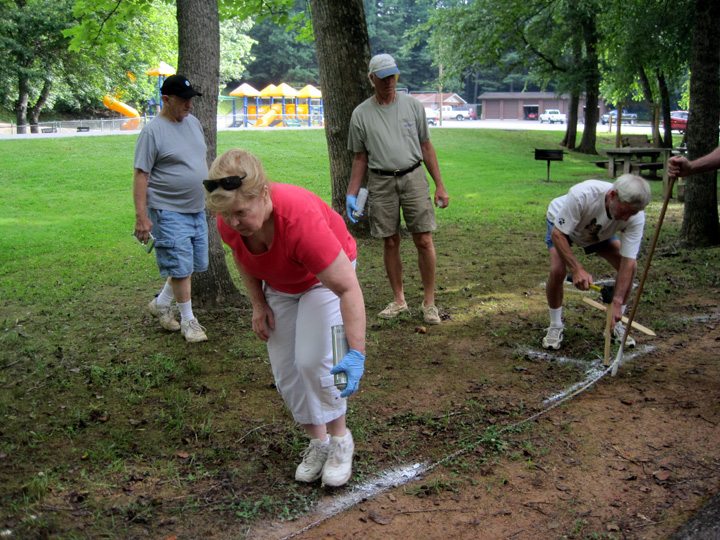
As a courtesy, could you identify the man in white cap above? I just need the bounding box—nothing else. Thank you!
[133,74,210,343]
[346,53,449,325]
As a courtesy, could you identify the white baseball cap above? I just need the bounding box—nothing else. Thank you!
[368,54,400,78]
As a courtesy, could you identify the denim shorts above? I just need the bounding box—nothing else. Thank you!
[148,208,208,278]
[545,219,618,254]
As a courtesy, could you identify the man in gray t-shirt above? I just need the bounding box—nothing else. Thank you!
[346,53,449,326]
[133,74,209,343]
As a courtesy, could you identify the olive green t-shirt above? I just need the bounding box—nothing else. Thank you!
[347,92,429,171]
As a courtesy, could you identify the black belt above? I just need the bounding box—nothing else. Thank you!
[370,161,422,177]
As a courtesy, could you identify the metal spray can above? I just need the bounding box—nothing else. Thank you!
[331,325,349,391]
[351,188,369,221]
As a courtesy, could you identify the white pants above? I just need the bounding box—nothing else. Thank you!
[264,282,346,426]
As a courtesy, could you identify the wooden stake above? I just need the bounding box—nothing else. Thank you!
[604,306,613,366]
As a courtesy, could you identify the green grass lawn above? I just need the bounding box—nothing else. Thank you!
[0,128,649,305]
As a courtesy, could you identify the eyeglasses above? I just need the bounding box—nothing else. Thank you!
[203,174,247,193]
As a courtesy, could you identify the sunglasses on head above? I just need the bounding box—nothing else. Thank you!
[203,174,247,193]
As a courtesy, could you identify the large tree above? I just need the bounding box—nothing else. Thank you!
[175,0,244,307]
[309,0,373,216]
[0,0,75,133]
[680,0,720,247]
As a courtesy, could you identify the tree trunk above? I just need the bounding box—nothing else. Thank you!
[176,0,243,307]
[309,0,373,226]
[637,67,663,147]
[576,16,599,155]
[657,71,672,149]
[681,0,720,247]
[561,93,579,150]
[28,78,53,134]
[15,75,29,135]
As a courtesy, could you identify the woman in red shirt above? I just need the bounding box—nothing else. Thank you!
[205,149,366,488]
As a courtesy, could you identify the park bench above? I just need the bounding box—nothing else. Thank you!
[41,127,57,133]
[76,126,90,132]
[285,119,301,127]
[630,161,664,178]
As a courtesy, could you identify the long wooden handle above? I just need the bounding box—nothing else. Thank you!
[581,297,657,336]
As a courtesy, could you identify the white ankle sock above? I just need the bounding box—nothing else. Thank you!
[157,281,174,307]
[549,307,563,328]
[177,300,194,323]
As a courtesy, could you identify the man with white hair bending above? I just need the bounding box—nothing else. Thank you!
[542,174,652,350]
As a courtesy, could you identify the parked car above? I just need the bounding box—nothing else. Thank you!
[601,109,637,125]
[664,110,688,133]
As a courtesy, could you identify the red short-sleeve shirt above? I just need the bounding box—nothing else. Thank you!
[217,183,357,294]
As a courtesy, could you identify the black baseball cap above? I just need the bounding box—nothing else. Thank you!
[160,75,202,99]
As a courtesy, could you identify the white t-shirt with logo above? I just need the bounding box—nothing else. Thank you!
[547,180,645,259]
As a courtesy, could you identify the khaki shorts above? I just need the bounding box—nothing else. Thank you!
[367,166,437,238]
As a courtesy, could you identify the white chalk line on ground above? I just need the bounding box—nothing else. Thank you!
[256,293,719,538]
[259,346,647,540]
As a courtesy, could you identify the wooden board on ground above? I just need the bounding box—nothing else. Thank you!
[581,297,657,336]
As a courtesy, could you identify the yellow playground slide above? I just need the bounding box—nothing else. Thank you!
[103,94,141,130]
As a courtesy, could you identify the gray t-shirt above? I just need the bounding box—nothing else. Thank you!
[347,92,429,171]
[134,114,208,213]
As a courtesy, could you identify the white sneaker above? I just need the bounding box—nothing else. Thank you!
[378,301,409,319]
[147,298,180,331]
[542,327,564,350]
[295,439,329,483]
[181,319,208,343]
[322,431,354,487]
[613,322,636,348]
[421,302,441,325]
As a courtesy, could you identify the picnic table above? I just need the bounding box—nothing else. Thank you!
[599,146,673,199]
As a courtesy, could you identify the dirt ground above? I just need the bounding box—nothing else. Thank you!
[248,309,720,540]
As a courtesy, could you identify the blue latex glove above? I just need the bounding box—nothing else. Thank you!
[346,194,359,223]
[330,349,365,398]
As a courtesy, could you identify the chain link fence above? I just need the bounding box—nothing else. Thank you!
[2,112,326,136]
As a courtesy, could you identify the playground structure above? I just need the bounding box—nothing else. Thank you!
[145,61,176,112]
[227,82,323,127]
[102,62,176,129]
[99,64,324,130]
